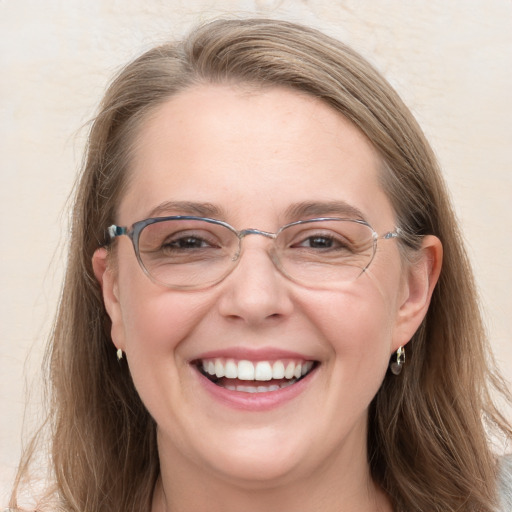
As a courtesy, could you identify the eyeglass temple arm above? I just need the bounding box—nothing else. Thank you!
[107,225,127,239]
[382,227,402,239]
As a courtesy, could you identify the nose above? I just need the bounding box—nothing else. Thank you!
[216,236,294,326]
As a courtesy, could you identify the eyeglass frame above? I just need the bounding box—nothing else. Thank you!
[107,215,402,290]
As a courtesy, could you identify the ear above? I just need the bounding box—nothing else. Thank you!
[392,235,443,350]
[92,247,126,351]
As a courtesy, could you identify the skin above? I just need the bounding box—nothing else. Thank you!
[93,84,442,512]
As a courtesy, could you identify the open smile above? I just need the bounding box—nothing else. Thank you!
[195,357,318,394]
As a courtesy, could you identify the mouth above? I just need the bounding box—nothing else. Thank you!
[194,358,318,393]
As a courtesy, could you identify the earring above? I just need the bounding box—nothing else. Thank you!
[116,348,123,361]
[390,346,405,375]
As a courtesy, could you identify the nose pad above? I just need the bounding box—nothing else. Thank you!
[216,238,294,324]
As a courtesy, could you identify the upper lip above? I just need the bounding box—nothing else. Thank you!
[190,347,317,363]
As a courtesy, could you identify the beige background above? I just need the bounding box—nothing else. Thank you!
[1,0,511,500]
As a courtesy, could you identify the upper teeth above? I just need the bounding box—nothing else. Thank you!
[201,358,314,381]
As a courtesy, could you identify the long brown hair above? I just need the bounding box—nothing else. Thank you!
[11,18,511,512]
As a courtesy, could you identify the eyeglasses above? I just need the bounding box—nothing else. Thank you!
[107,216,401,290]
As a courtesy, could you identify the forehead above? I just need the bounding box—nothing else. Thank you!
[119,84,394,228]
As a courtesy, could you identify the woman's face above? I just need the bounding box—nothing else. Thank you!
[95,84,434,488]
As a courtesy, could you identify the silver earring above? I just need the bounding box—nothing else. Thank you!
[117,348,123,361]
[390,346,405,375]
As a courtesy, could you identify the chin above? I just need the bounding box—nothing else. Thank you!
[203,443,307,488]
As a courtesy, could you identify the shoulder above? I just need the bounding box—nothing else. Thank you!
[497,454,512,511]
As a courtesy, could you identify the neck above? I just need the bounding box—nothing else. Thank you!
[151,432,392,512]
[153,476,391,512]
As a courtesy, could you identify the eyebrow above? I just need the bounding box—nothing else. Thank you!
[146,201,225,219]
[284,201,367,222]
[144,199,367,223]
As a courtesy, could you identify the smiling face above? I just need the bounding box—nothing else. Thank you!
[93,84,437,498]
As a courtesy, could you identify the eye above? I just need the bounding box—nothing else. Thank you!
[297,235,339,249]
[292,231,352,251]
[161,232,220,251]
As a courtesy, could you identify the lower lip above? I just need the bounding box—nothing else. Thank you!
[194,367,317,411]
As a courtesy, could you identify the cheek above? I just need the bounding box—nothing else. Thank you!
[303,274,402,383]
[280,283,400,445]
[112,252,211,398]
[119,286,209,357]
[112,241,206,354]
[115,280,216,421]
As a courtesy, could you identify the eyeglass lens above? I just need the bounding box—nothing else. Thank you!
[134,218,376,289]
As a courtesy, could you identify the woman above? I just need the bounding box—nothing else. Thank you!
[9,18,512,512]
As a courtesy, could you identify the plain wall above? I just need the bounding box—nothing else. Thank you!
[1,0,511,501]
